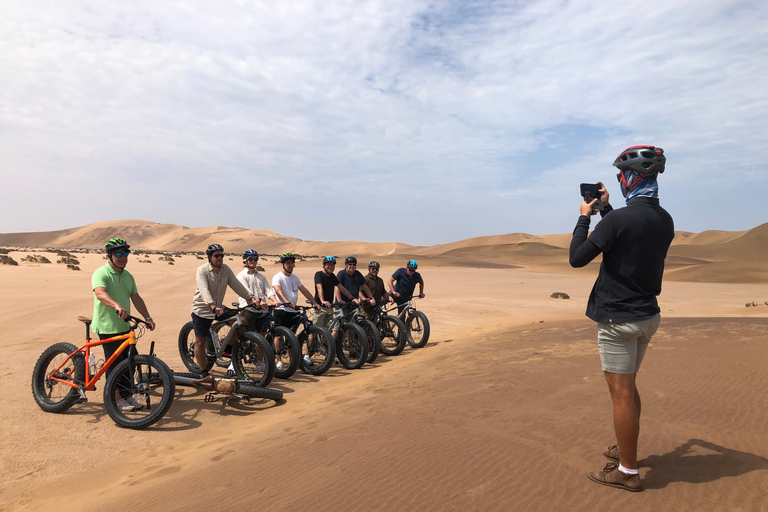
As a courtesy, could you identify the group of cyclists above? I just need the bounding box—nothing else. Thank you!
[91,237,426,405]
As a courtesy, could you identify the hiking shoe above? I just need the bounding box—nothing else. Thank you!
[127,397,145,410]
[276,361,285,371]
[587,463,641,492]
[116,398,135,412]
[303,355,314,366]
[256,362,266,372]
[603,445,620,463]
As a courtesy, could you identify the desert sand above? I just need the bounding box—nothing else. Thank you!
[1,221,767,511]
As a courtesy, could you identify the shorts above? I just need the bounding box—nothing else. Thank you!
[597,314,661,374]
[191,313,214,338]
[312,306,334,329]
[274,309,301,329]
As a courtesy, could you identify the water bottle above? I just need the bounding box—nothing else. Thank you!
[88,353,97,375]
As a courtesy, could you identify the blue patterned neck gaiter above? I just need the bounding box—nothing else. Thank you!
[619,169,659,205]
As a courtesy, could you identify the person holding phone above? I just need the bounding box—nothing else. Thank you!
[569,146,674,492]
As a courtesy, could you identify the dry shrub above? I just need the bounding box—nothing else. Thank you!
[57,257,80,265]
[21,254,52,264]
[0,255,18,266]
[550,292,570,299]
[66,264,81,271]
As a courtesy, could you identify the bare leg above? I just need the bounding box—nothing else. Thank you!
[194,336,208,373]
[604,371,640,469]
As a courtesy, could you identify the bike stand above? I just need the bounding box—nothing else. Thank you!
[204,392,250,404]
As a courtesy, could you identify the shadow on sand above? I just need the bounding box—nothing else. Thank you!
[641,438,768,490]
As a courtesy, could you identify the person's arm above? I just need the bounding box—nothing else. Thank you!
[299,284,320,309]
[227,268,255,304]
[94,287,129,320]
[360,283,376,305]
[272,284,289,307]
[388,276,399,297]
[130,293,156,330]
[259,275,275,307]
[569,200,603,268]
[196,266,218,314]
[337,284,357,304]
[417,279,424,299]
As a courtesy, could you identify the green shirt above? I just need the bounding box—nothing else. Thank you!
[92,263,137,334]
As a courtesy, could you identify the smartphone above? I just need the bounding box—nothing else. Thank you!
[580,183,603,210]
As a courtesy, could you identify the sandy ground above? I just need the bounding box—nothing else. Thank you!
[1,250,767,511]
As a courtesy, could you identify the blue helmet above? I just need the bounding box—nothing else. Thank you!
[242,249,259,260]
[406,260,418,270]
[323,255,336,265]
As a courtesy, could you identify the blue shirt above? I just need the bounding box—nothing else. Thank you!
[391,267,423,297]
[337,269,366,303]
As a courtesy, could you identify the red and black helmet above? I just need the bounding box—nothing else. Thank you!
[612,146,665,176]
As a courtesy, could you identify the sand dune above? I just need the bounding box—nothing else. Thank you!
[2,220,767,283]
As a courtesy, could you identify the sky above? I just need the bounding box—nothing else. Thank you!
[1,0,766,246]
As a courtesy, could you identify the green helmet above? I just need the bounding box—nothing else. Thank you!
[279,252,296,263]
[105,237,130,254]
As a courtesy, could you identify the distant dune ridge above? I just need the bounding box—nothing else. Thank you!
[1,219,766,282]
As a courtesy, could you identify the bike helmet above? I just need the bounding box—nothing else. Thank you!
[612,146,665,175]
[242,249,259,260]
[368,261,380,269]
[345,256,357,265]
[206,243,224,256]
[279,252,296,263]
[323,255,336,265]
[105,237,130,254]
[406,260,418,270]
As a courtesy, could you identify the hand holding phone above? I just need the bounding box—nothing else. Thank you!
[580,183,603,211]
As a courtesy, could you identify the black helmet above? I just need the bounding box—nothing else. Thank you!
[612,146,665,176]
[406,260,418,270]
[105,237,130,255]
[279,252,296,263]
[368,261,380,269]
[242,249,258,260]
[345,256,357,265]
[206,243,224,256]
[323,255,336,265]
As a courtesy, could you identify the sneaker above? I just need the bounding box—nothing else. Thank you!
[276,361,285,371]
[587,463,641,492]
[127,397,144,410]
[116,398,135,412]
[303,355,314,366]
[603,445,620,464]
[256,362,266,372]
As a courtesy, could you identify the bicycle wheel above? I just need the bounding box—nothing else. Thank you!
[177,321,215,373]
[211,322,235,368]
[31,342,85,414]
[406,311,431,348]
[270,326,300,379]
[232,331,275,387]
[236,383,284,402]
[298,324,336,376]
[103,354,175,429]
[358,319,381,364]
[336,323,369,370]
[378,315,407,356]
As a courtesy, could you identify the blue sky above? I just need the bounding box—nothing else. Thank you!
[1,1,766,245]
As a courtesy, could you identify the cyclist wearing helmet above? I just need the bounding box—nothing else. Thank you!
[360,261,394,319]
[336,256,376,308]
[191,244,256,376]
[312,255,358,336]
[92,237,156,411]
[236,250,272,309]
[569,146,674,492]
[388,259,425,313]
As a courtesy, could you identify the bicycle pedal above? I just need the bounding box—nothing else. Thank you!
[76,396,88,404]
[204,393,216,403]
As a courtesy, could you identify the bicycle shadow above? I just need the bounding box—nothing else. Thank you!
[641,439,768,489]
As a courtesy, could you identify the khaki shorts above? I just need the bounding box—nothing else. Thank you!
[312,307,334,329]
[597,314,660,374]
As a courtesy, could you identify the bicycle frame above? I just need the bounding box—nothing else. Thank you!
[48,319,143,393]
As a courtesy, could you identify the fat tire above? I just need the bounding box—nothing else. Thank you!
[232,331,275,387]
[177,321,215,373]
[336,323,369,370]
[406,311,431,348]
[236,384,283,401]
[103,354,175,429]
[270,326,300,379]
[31,342,85,414]
[299,325,336,376]
[378,315,407,356]
[358,319,381,364]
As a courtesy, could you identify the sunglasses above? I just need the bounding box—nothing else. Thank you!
[247,257,258,262]
[114,251,130,257]
[212,254,224,258]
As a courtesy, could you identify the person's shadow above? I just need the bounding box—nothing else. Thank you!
[641,439,768,489]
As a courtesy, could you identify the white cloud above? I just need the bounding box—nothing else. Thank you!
[0,0,766,244]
